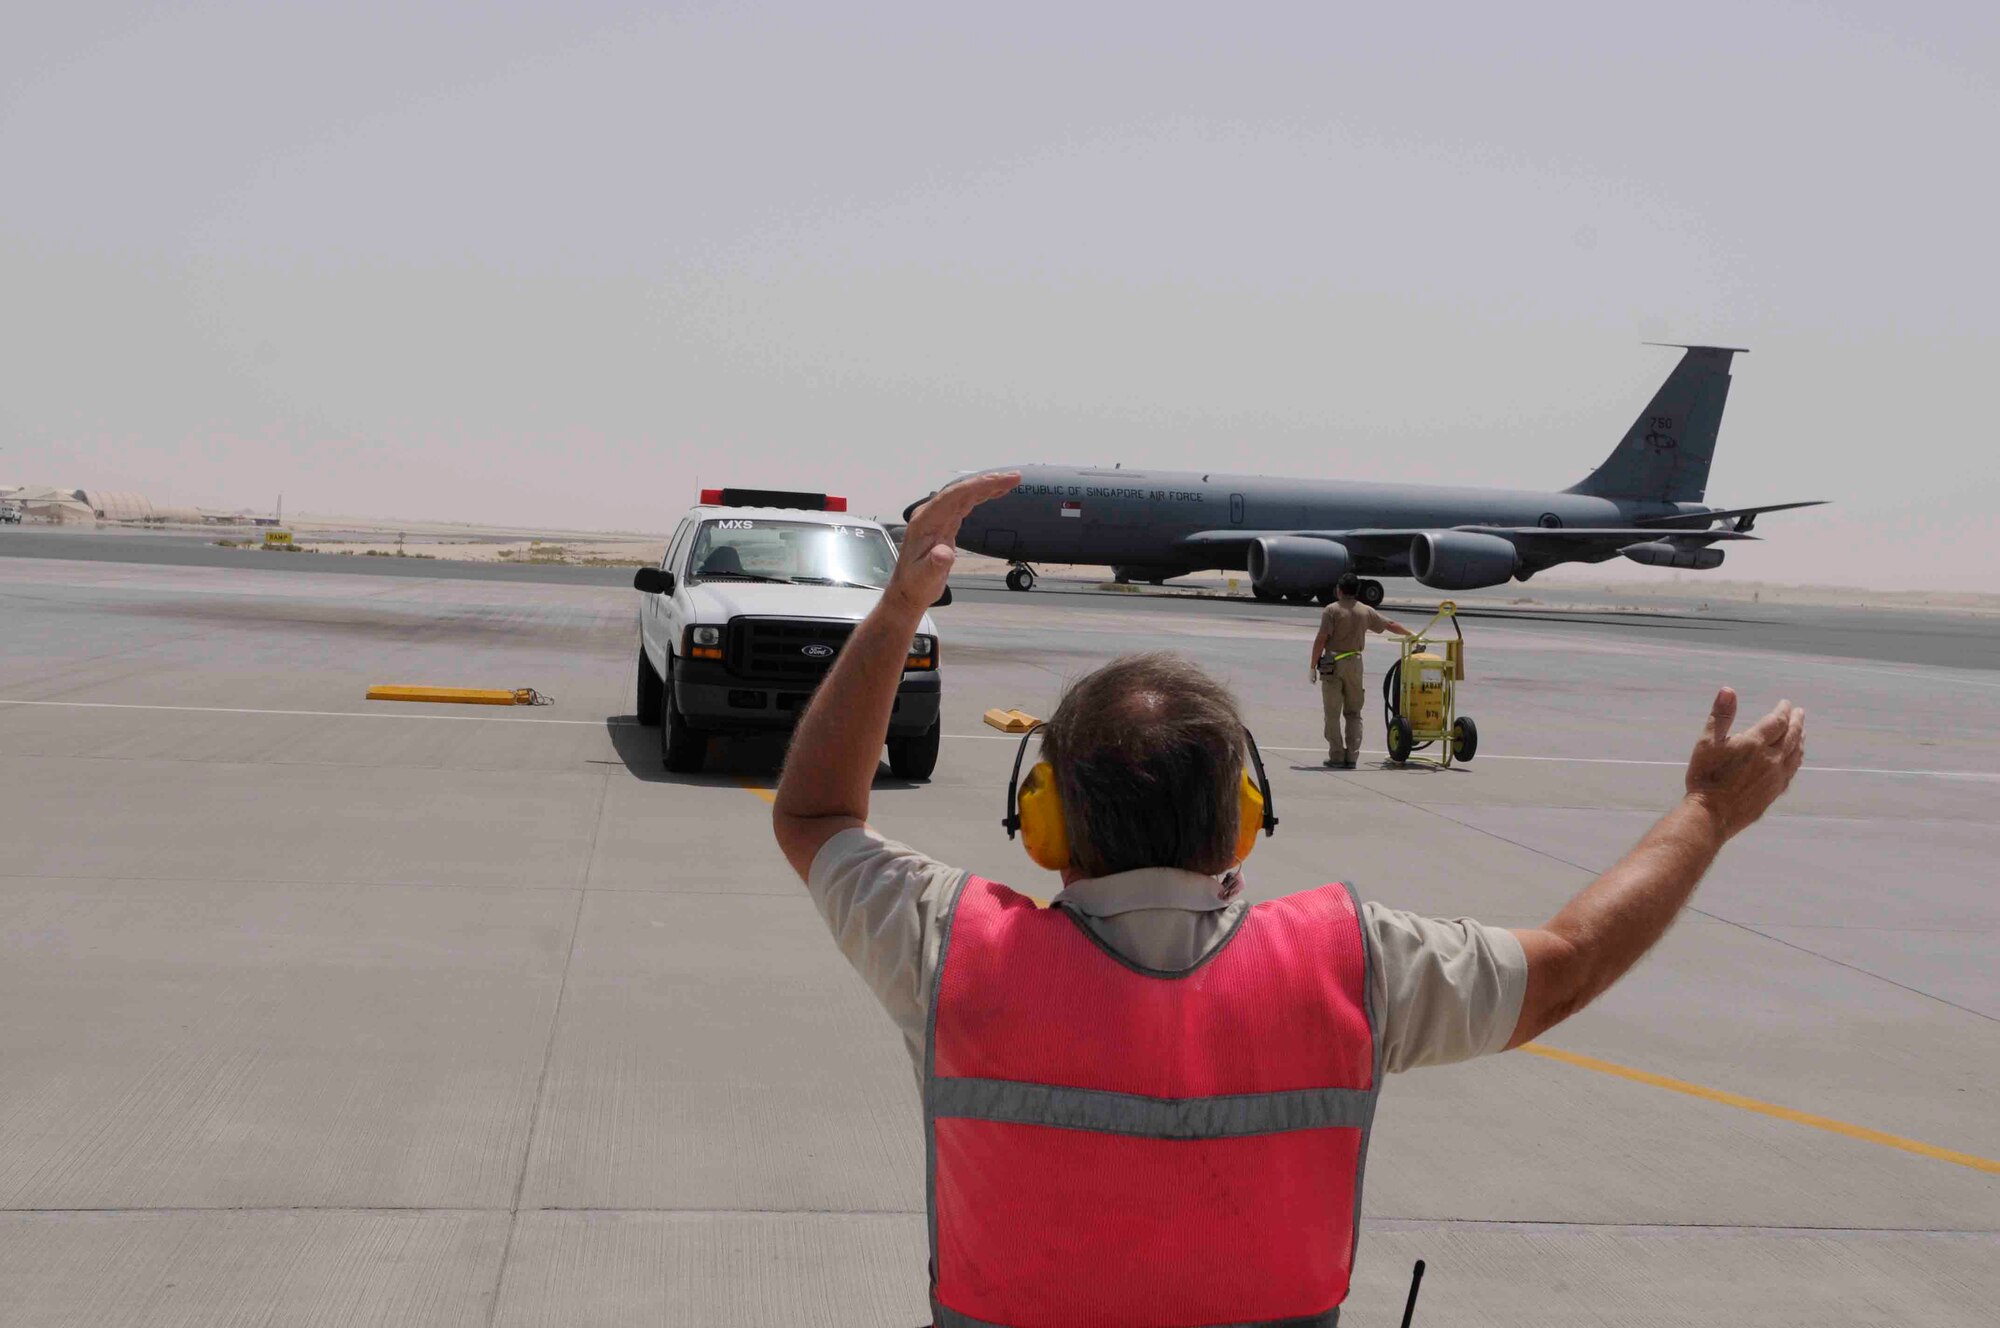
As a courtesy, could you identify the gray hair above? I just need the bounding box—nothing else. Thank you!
[1040,653,1246,878]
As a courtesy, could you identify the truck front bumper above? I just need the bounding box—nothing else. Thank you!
[671,658,940,736]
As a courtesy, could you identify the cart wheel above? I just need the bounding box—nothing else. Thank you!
[1387,716,1415,763]
[1451,715,1478,763]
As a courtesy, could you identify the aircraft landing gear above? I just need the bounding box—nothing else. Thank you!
[1005,564,1037,592]
[1359,579,1385,608]
[1251,583,1279,603]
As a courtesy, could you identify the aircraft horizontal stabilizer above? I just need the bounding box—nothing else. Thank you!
[1634,500,1828,532]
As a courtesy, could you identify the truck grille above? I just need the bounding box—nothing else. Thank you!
[727,618,854,682]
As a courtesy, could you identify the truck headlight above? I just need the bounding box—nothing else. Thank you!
[907,634,937,670]
[685,625,723,660]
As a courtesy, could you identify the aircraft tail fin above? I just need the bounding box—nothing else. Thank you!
[1566,344,1744,503]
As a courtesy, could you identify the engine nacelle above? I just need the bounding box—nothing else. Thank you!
[1410,531,1521,590]
[1247,536,1351,596]
[1621,541,1726,571]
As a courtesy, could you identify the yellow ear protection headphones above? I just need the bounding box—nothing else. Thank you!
[1002,723,1278,872]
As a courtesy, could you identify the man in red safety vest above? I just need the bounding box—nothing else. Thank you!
[773,472,1806,1327]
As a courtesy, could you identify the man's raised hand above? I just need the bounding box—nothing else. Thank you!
[1684,686,1807,840]
[887,471,1021,611]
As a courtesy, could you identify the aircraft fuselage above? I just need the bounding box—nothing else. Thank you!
[957,464,1706,578]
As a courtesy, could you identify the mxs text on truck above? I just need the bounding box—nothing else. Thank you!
[633,488,946,778]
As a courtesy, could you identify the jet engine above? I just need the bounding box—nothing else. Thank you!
[1621,541,1726,571]
[1410,531,1521,590]
[1247,536,1351,596]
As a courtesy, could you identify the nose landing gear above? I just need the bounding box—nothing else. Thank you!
[1005,564,1038,592]
[1358,579,1385,608]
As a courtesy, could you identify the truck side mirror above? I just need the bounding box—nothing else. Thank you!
[633,567,675,595]
[932,585,953,607]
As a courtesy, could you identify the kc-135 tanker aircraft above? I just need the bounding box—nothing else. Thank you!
[917,345,1824,605]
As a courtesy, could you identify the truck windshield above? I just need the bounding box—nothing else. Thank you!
[685,519,898,588]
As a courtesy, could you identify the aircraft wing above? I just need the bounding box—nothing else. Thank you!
[1178,526,1760,555]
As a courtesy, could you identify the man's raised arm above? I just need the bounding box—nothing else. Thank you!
[1508,687,1806,1046]
[772,471,1019,881]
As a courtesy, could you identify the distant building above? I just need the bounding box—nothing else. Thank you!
[76,489,200,522]
[7,487,96,522]
[3,486,201,524]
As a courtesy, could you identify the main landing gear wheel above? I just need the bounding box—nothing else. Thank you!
[1359,579,1386,608]
[887,719,942,781]
[1450,715,1478,763]
[635,646,663,727]
[1284,592,1314,606]
[661,677,707,773]
[1005,566,1036,592]
[1251,584,1279,603]
[1387,715,1415,764]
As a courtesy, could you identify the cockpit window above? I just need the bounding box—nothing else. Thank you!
[684,520,898,588]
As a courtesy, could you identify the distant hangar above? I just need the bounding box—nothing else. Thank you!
[0,486,206,524]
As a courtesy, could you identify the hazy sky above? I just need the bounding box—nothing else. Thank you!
[4,3,1995,589]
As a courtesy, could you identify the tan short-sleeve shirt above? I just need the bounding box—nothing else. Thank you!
[1319,600,1390,656]
[807,825,1526,1079]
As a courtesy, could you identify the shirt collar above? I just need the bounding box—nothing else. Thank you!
[1051,866,1242,918]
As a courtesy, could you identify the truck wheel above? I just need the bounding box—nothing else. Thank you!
[661,680,707,773]
[887,720,941,780]
[1450,715,1478,763]
[636,646,663,726]
[1387,716,1415,763]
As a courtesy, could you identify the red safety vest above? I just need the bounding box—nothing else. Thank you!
[925,876,1381,1328]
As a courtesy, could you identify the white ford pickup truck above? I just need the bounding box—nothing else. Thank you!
[633,487,945,777]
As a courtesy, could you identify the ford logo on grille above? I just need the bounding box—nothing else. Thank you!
[801,643,835,659]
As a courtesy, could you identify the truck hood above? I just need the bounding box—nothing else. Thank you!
[684,581,938,634]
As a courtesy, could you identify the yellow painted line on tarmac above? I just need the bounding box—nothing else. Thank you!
[1520,1042,2000,1176]
[738,779,776,804]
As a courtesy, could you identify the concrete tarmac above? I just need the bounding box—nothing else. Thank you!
[8,523,1996,670]
[0,549,1995,1325]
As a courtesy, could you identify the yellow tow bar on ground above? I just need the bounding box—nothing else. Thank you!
[982,708,1042,733]
[366,685,551,706]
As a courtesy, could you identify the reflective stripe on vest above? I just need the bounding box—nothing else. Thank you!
[924,877,1382,1328]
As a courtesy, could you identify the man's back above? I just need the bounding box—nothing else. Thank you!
[807,827,1526,1080]
[1319,597,1387,657]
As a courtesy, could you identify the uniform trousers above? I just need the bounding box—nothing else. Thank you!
[1320,654,1365,762]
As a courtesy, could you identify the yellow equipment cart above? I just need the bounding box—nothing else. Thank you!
[1382,601,1478,767]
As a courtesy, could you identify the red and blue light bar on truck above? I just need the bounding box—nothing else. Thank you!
[697,488,847,512]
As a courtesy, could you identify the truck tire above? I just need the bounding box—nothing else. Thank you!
[636,646,663,726]
[661,678,706,773]
[887,720,941,781]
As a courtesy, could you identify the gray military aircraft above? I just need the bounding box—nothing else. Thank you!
[917,345,1823,605]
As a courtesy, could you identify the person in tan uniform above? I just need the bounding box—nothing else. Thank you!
[1310,572,1412,768]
